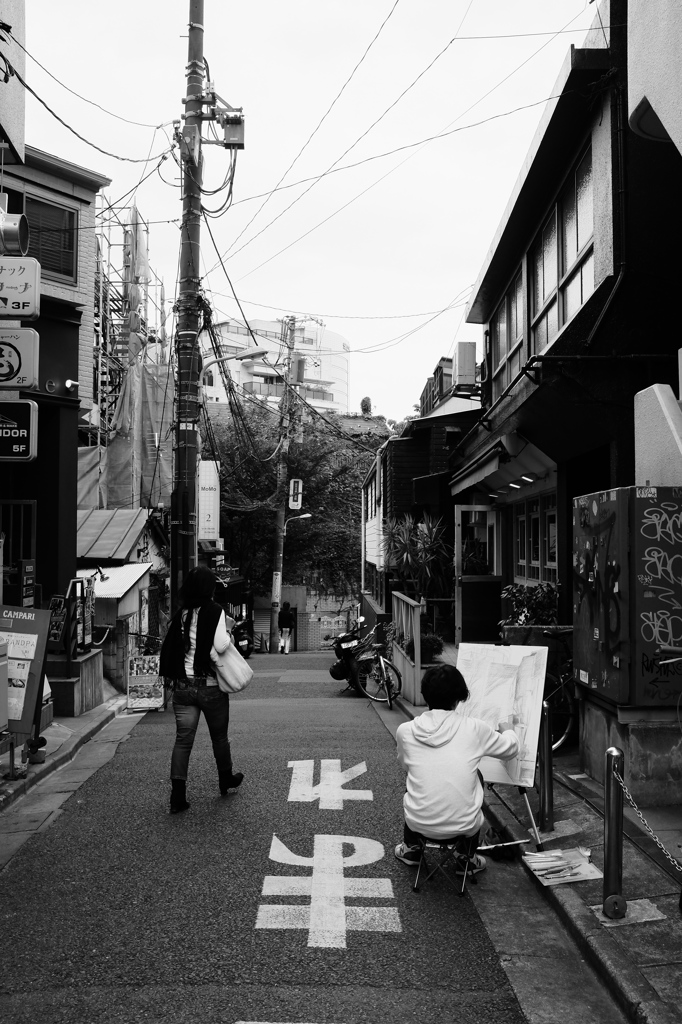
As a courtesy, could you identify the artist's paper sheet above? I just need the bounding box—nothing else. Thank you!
[455,643,549,788]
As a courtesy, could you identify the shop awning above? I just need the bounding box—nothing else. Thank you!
[77,508,150,562]
[450,435,556,497]
[77,563,151,600]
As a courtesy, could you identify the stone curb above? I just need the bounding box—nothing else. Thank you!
[482,786,679,1024]
[394,695,677,1024]
[0,699,123,815]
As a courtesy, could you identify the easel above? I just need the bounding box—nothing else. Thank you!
[456,642,550,852]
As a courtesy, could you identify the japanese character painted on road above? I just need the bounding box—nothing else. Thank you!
[256,834,401,948]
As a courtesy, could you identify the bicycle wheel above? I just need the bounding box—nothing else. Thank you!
[383,660,402,699]
[542,672,575,751]
[358,660,390,703]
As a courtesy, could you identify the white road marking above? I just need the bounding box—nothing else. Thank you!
[287,759,373,809]
[256,834,401,948]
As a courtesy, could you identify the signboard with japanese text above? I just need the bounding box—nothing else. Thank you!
[0,605,51,736]
[0,399,37,461]
[0,328,39,388]
[0,257,40,319]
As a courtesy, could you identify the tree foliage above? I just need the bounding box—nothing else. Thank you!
[205,402,387,599]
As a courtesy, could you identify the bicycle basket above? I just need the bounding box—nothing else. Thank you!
[329,660,349,681]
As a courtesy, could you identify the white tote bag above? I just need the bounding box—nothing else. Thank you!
[211,639,254,693]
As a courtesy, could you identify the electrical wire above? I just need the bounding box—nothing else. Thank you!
[7,28,170,128]
[205,290,474,321]
[8,60,172,163]
[225,0,404,253]
[211,7,590,283]
[217,1,476,268]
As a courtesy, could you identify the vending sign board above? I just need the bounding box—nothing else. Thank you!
[0,399,38,461]
[0,605,51,736]
[0,328,39,389]
[0,257,41,319]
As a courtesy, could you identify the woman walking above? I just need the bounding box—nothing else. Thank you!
[160,567,244,813]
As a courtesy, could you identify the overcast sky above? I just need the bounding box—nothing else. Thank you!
[22,0,600,422]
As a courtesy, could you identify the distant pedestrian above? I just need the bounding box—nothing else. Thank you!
[278,601,295,654]
[159,566,244,814]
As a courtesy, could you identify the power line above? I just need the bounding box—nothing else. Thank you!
[8,61,172,163]
[7,28,170,129]
[211,6,589,282]
[213,1,476,269]
[224,0,404,254]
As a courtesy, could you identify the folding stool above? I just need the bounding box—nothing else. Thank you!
[412,832,480,895]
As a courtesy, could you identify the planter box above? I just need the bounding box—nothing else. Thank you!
[392,642,427,706]
[46,650,104,718]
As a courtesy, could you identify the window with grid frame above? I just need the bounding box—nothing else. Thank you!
[25,196,78,283]
[513,493,557,584]
[531,147,593,354]
[491,270,524,403]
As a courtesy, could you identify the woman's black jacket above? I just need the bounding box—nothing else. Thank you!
[159,601,223,681]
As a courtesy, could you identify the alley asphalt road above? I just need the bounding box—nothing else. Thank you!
[0,658,628,1024]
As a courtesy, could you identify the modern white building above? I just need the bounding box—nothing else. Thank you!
[201,318,350,414]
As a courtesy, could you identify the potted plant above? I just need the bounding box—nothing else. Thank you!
[499,582,568,676]
[405,631,444,665]
[499,582,559,632]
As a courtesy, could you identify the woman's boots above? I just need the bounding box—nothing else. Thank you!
[219,770,244,795]
[170,778,190,814]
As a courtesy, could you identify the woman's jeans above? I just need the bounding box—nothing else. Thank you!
[279,627,291,653]
[171,685,233,781]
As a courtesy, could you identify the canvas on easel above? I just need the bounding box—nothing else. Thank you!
[455,643,549,789]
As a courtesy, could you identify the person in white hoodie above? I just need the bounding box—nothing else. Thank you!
[395,662,520,871]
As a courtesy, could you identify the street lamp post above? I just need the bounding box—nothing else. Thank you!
[283,512,312,537]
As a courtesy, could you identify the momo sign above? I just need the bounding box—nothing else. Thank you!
[0,328,39,389]
[0,257,41,319]
[0,400,38,461]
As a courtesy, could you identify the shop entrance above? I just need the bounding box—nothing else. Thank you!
[454,505,502,645]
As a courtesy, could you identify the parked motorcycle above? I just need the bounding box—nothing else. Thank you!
[323,619,402,704]
[232,616,254,659]
[323,617,376,696]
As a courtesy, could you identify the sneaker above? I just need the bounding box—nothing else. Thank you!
[455,853,487,875]
[394,842,421,866]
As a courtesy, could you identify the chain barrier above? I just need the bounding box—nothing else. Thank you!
[613,767,682,874]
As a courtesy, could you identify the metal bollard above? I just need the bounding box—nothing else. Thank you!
[603,746,627,919]
[538,700,554,832]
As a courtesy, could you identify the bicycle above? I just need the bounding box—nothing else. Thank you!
[356,640,403,709]
[541,626,577,751]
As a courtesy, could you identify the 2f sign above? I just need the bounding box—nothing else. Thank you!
[289,478,302,510]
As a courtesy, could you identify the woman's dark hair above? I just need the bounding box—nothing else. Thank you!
[421,663,469,710]
[282,601,290,611]
[178,567,218,652]
[179,566,218,609]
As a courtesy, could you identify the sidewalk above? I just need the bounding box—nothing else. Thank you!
[0,688,127,815]
[394,693,682,1024]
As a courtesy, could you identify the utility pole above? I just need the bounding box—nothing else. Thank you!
[269,316,298,652]
[171,0,205,611]
[169,0,244,611]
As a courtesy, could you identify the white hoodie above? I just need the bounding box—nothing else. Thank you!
[396,709,520,839]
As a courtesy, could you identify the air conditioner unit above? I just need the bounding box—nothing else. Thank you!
[455,341,477,387]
